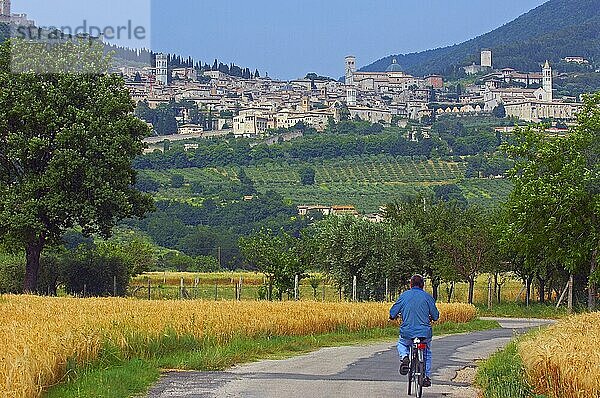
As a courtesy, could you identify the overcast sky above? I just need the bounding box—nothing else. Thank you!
[15,0,548,80]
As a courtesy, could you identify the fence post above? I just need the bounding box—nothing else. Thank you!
[147,278,151,300]
[487,275,493,310]
[294,274,299,300]
[238,276,243,301]
[556,280,569,309]
[352,275,357,302]
[83,284,87,297]
[180,277,184,300]
[385,278,389,302]
[568,274,573,314]
[113,275,117,297]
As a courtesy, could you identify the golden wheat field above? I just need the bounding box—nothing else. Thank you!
[0,296,475,398]
[518,312,600,398]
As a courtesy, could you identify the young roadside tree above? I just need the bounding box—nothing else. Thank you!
[385,196,464,301]
[239,229,306,300]
[436,206,498,305]
[0,39,154,292]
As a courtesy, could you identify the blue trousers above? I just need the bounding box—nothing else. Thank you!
[397,337,432,377]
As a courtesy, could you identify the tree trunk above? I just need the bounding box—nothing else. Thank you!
[589,250,598,311]
[468,278,475,305]
[494,273,498,303]
[537,277,546,304]
[446,282,454,304]
[432,280,439,301]
[23,234,46,294]
[268,278,273,301]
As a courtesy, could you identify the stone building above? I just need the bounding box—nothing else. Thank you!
[503,61,583,122]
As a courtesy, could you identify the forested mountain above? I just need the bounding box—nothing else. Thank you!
[363,0,600,75]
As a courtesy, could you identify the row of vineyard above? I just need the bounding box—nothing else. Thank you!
[243,156,468,184]
[140,157,512,213]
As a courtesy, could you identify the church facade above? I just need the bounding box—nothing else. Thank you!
[499,61,583,122]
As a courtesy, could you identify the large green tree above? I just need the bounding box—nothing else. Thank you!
[0,40,154,292]
[503,93,600,310]
[312,215,425,301]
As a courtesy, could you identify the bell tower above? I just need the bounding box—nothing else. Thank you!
[345,55,356,86]
[542,60,553,102]
[346,87,357,106]
[155,53,168,86]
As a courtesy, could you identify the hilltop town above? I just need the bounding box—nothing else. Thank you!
[122,49,589,140]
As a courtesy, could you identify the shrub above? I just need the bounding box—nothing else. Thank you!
[61,249,130,297]
[170,174,185,188]
[0,254,25,294]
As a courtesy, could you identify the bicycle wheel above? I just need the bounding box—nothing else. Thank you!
[416,360,424,398]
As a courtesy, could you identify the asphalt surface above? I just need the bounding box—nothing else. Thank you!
[146,318,554,398]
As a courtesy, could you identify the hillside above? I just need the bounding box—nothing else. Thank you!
[363,0,600,75]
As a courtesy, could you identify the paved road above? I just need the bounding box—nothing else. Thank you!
[146,318,554,398]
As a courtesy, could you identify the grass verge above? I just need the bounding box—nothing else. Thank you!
[475,338,546,398]
[44,319,499,398]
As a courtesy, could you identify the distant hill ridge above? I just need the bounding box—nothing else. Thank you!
[0,23,259,77]
[362,0,600,76]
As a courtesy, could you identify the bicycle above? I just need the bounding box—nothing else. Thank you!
[407,337,427,398]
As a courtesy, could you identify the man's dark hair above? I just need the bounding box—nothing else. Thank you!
[410,274,425,289]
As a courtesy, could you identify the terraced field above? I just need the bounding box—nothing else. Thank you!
[244,156,467,184]
[140,156,512,212]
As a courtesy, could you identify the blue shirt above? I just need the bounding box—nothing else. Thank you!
[389,287,440,339]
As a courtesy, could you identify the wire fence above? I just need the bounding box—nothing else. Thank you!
[127,274,528,304]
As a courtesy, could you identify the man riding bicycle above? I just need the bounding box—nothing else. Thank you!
[389,274,439,388]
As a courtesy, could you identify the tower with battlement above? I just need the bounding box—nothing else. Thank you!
[481,49,492,68]
[345,55,356,86]
[0,0,10,16]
